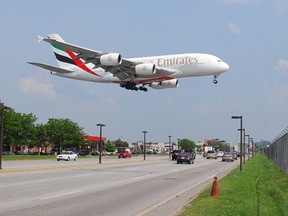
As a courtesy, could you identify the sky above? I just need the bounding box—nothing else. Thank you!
[1,0,288,145]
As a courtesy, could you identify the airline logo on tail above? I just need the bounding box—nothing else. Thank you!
[47,34,100,77]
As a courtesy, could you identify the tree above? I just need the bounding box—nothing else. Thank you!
[179,138,196,151]
[4,109,37,151]
[46,118,84,153]
[34,123,49,154]
[211,139,230,151]
[113,138,129,152]
[104,140,116,153]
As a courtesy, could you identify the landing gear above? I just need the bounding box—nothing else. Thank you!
[139,85,148,92]
[120,82,148,92]
[213,75,218,84]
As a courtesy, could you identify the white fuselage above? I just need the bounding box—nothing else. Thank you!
[53,53,229,84]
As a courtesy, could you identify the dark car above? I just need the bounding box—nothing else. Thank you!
[78,150,90,156]
[177,152,195,164]
[172,150,182,160]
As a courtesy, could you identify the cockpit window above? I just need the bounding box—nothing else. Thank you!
[217,59,222,62]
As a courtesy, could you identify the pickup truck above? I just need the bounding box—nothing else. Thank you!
[118,151,132,158]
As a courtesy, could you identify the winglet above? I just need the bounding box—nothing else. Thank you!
[37,35,44,43]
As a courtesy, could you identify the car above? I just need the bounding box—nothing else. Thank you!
[2,151,15,155]
[189,150,197,159]
[222,152,234,162]
[217,151,224,157]
[206,150,217,159]
[171,150,182,160]
[177,152,195,164]
[56,151,78,161]
[233,151,238,160]
[118,151,132,158]
[77,150,90,156]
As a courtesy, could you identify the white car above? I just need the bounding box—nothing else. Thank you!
[217,151,224,157]
[56,151,78,161]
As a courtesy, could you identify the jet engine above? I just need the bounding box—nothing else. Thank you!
[135,63,156,76]
[100,53,122,66]
[150,79,179,89]
[161,79,179,88]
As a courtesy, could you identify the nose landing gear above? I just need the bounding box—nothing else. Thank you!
[213,75,218,84]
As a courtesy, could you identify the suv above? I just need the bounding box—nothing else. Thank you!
[206,150,217,159]
[172,150,182,160]
[118,151,132,158]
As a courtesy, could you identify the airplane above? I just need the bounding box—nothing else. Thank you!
[28,34,229,92]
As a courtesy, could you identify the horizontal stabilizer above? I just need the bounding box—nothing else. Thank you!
[27,62,73,73]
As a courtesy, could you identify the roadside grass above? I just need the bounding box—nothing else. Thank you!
[178,154,288,216]
[2,155,56,160]
[2,155,97,160]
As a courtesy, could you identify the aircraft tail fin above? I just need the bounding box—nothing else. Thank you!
[46,34,75,69]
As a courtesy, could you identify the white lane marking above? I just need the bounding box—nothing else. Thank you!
[40,190,83,200]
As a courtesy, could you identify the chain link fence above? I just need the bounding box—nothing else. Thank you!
[263,129,288,175]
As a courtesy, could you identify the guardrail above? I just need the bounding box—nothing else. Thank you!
[263,130,288,175]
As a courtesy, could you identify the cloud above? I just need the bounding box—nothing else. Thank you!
[276,60,288,71]
[227,23,241,34]
[20,76,58,100]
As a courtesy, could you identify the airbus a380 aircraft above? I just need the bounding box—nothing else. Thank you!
[28,34,229,92]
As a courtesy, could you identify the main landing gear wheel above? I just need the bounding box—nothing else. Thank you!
[120,82,148,92]
[139,86,148,92]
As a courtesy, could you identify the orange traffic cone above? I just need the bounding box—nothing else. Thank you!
[210,176,219,196]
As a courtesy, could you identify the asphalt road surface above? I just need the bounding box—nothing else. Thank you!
[0,155,238,216]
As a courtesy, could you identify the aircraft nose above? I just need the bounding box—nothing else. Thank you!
[222,62,229,72]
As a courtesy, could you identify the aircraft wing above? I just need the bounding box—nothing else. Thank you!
[41,37,174,81]
[27,62,73,73]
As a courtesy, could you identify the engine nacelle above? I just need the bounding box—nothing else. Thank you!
[100,53,122,66]
[150,82,165,89]
[161,79,179,88]
[135,63,156,76]
[150,79,179,90]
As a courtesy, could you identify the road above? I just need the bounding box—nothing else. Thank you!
[0,155,238,216]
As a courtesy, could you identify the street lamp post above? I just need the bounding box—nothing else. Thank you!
[97,123,105,164]
[245,134,250,161]
[248,137,253,160]
[168,135,172,159]
[142,131,147,160]
[232,115,243,172]
[251,138,254,158]
[243,129,246,164]
[0,104,9,170]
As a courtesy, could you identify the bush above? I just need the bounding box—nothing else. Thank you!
[90,151,99,156]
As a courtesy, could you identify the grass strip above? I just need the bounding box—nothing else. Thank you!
[178,154,288,216]
[2,155,56,160]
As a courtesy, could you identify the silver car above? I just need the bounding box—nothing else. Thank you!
[206,150,217,159]
[222,152,234,162]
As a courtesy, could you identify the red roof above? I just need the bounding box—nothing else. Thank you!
[83,135,107,142]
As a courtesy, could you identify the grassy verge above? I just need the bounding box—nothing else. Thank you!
[2,155,56,160]
[178,154,288,216]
